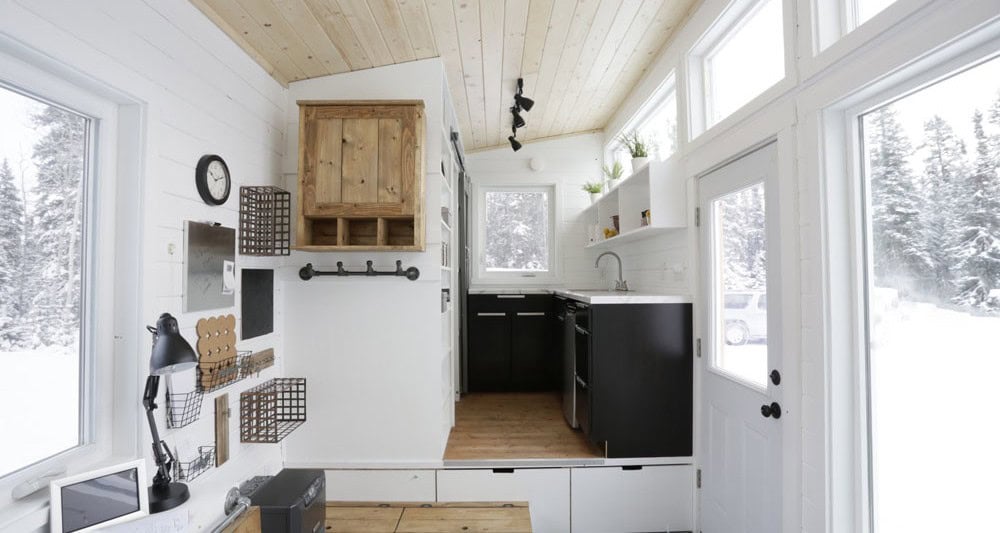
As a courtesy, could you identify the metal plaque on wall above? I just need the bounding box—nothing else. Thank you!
[183,221,236,313]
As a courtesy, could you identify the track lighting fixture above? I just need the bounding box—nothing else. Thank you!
[508,135,522,152]
[515,78,534,112]
[508,125,522,152]
[511,107,526,129]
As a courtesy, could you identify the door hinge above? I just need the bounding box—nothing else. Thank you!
[695,207,701,227]
[696,468,702,488]
[696,338,702,358]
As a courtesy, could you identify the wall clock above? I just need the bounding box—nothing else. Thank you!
[195,154,231,205]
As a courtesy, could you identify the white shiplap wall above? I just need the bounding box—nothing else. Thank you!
[466,133,607,290]
[0,0,288,530]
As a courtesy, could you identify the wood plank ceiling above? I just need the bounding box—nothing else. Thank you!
[190,0,698,150]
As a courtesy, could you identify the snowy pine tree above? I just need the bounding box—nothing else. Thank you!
[951,110,1000,309]
[0,159,27,349]
[720,184,766,291]
[27,106,87,347]
[918,115,968,298]
[866,107,932,294]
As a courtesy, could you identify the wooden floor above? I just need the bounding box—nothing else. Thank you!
[443,392,602,460]
[326,502,532,532]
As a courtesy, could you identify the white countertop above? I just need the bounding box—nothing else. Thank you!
[468,287,692,304]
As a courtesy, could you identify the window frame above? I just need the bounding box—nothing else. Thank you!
[604,72,679,171]
[472,183,558,285]
[816,27,1000,533]
[0,41,140,526]
[687,0,794,142]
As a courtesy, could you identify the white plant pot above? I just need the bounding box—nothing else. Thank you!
[589,192,600,204]
[631,157,650,171]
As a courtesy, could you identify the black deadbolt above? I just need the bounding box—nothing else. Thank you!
[770,369,781,385]
[760,402,782,419]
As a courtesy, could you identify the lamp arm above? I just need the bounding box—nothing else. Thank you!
[143,375,173,488]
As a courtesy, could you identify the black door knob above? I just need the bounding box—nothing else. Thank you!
[760,402,782,419]
[770,369,781,385]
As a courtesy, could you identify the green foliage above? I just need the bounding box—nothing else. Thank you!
[618,131,649,158]
[602,161,624,181]
[582,181,603,194]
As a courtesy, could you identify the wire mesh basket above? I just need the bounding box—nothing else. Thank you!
[165,389,204,429]
[198,352,249,393]
[174,446,216,482]
[240,378,306,443]
[239,186,291,256]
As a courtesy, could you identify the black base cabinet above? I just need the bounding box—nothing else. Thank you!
[467,294,558,392]
[586,303,693,458]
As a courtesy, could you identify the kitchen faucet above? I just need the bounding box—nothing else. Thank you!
[595,251,629,291]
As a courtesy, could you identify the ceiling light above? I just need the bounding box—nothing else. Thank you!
[514,94,534,112]
[508,135,522,152]
[511,107,526,129]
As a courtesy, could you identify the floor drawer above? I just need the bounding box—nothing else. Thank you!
[437,468,570,533]
[325,469,436,502]
[570,465,694,533]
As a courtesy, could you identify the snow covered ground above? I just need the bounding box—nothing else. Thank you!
[0,347,79,477]
[870,297,1000,531]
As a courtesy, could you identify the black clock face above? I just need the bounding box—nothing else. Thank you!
[195,154,230,205]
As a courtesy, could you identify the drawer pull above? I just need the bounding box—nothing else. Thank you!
[621,465,643,471]
[476,312,506,317]
[516,312,546,317]
[492,468,515,474]
[496,294,526,299]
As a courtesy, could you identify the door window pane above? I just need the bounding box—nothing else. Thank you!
[861,55,1000,531]
[483,189,551,273]
[0,85,88,477]
[704,0,785,127]
[713,183,767,386]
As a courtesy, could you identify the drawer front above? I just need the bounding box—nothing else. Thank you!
[437,468,570,533]
[325,469,436,502]
[570,465,694,533]
[468,294,553,313]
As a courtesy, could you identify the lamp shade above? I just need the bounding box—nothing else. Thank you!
[149,313,198,375]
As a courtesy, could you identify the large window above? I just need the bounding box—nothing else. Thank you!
[607,75,678,175]
[853,0,896,27]
[476,186,555,280]
[700,0,785,128]
[0,84,90,479]
[860,54,1000,531]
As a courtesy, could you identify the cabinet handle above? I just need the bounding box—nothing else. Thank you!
[492,468,515,474]
[496,294,526,299]
[575,325,590,335]
[516,312,545,316]
[476,312,506,317]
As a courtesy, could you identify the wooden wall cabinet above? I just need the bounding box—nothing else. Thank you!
[296,100,425,251]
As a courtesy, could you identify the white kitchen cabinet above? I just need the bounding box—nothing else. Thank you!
[436,468,570,533]
[324,469,436,502]
[570,465,694,533]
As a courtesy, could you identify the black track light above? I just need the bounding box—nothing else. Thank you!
[514,93,534,112]
[509,135,522,152]
[509,125,522,151]
[511,107,526,129]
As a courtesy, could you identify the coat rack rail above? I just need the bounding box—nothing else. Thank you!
[299,261,420,281]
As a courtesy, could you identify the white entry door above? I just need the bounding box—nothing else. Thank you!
[699,142,784,533]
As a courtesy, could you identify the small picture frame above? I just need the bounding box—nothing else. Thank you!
[49,459,149,532]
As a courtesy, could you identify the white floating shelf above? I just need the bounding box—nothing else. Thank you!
[586,226,672,249]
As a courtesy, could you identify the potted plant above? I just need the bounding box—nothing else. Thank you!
[602,160,624,188]
[618,131,650,170]
[582,181,603,203]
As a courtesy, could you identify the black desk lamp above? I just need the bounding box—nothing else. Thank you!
[143,313,198,513]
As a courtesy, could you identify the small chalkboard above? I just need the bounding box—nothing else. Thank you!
[241,269,273,340]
